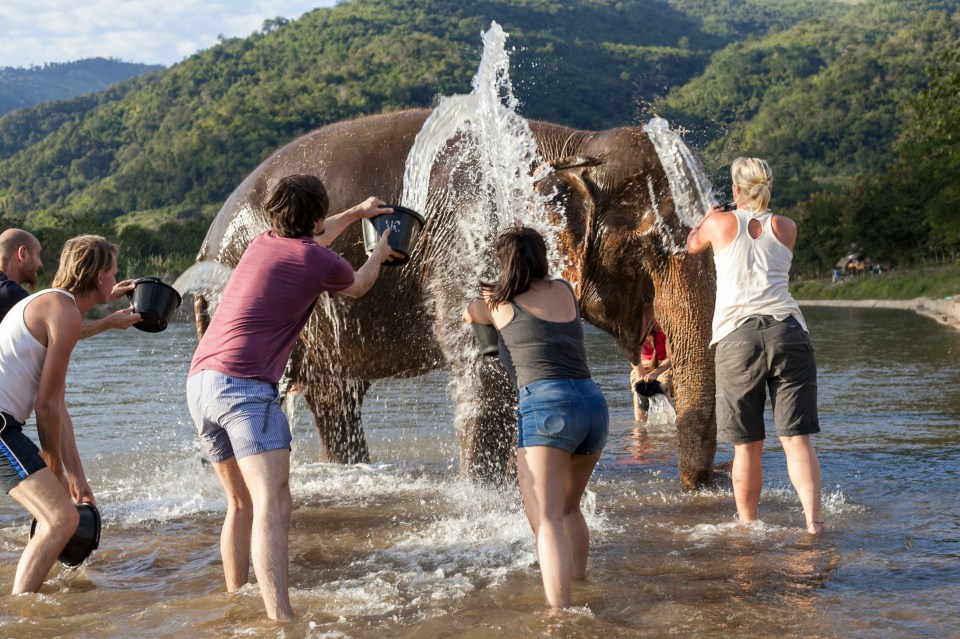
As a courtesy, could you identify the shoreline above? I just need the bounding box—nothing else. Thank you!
[798,297,960,332]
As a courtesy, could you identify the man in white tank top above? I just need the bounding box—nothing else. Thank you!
[0,235,122,593]
[0,228,141,334]
[687,157,824,535]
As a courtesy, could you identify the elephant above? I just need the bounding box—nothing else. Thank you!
[193,108,717,489]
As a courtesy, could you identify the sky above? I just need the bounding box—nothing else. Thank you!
[0,0,339,69]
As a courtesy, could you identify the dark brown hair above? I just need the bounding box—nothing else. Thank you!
[264,174,329,238]
[483,225,549,307]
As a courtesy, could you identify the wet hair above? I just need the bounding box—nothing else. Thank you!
[52,235,117,296]
[483,225,549,306]
[264,174,329,238]
[731,157,773,213]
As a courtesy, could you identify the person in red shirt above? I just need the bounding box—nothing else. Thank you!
[629,319,672,422]
[186,174,398,621]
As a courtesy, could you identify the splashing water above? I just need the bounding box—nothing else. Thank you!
[400,21,566,292]
[171,260,236,315]
[642,117,716,235]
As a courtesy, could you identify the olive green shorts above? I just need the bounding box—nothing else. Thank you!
[714,315,820,443]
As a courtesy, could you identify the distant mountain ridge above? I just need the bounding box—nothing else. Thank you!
[0,0,955,277]
[0,58,165,117]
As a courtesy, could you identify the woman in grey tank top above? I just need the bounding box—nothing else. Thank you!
[463,225,609,610]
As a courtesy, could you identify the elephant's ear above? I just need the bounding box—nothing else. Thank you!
[532,156,601,183]
[532,156,601,269]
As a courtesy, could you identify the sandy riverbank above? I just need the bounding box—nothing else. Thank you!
[798,296,960,331]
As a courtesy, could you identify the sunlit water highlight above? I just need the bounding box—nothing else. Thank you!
[0,306,957,638]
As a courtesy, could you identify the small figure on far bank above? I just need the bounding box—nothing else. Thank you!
[686,157,824,535]
[0,235,126,592]
[463,225,609,610]
[629,318,672,422]
[186,174,399,621]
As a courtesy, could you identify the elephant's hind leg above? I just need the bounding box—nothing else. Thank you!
[302,377,372,464]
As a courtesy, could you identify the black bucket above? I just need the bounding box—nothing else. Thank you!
[361,205,426,266]
[127,276,182,333]
[472,323,500,357]
[30,502,101,568]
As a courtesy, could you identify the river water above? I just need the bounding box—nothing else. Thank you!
[0,304,957,638]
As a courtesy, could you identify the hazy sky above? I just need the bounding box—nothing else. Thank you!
[0,0,339,69]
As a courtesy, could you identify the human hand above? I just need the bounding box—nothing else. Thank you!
[371,228,403,263]
[104,307,142,330]
[110,279,137,300]
[706,203,725,216]
[356,197,392,219]
[69,476,95,506]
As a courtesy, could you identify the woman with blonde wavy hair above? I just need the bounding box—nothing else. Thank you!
[687,157,824,535]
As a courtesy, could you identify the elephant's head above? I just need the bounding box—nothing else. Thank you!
[531,123,717,488]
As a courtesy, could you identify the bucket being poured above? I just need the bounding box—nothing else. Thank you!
[127,276,182,332]
[361,205,426,266]
[30,502,101,568]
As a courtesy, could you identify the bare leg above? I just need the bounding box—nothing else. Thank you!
[236,449,294,621]
[211,458,254,591]
[9,469,79,594]
[779,435,823,534]
[565,452,602,580]
[732,440,764,523]
[517,446,574,609]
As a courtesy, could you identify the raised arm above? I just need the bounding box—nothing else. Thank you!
[316,197,392,248]
[339,228,395,298]
[79,278,141,339]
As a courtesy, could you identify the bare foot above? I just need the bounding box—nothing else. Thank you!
[806,520,825,535]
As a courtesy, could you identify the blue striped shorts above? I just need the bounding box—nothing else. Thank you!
[0,411,46,494]
[186,371,292,463]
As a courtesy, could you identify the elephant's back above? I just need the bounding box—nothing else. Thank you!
[198,109,433,265]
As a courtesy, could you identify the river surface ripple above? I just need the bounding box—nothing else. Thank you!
[0,305,957,638]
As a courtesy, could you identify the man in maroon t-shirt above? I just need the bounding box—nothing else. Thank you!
[186,174,398,621]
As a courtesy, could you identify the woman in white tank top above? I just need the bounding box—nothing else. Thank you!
[687,158,824,535]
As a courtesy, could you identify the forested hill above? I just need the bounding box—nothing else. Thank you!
[657,0,960,274]
[0,0,957,278]
[0,58,164,117]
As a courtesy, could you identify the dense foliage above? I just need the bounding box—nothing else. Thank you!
[0,58,163,117]
[0,0,956,279]
[657,0,960,274]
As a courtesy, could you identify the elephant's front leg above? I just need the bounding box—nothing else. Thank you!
[301,376,372,464]
[453,354,517,484]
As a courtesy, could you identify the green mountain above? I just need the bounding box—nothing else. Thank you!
[2,0,956,277]
[658,0,960,273]
[0,58,164,117]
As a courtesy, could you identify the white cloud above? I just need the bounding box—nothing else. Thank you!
[0,0,339,68]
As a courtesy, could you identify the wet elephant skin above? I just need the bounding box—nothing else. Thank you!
[195,109,716,489]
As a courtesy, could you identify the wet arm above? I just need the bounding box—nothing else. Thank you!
[316,197,390,247]
[686,204,724,254]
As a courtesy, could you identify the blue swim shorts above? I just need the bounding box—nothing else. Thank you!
[186,370,292,463]
[0,411,46,494]
[517,378,609,455]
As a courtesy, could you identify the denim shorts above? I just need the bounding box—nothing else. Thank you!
[715,315,820,443]
[186,370,292,463]
[517,378,609,455]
